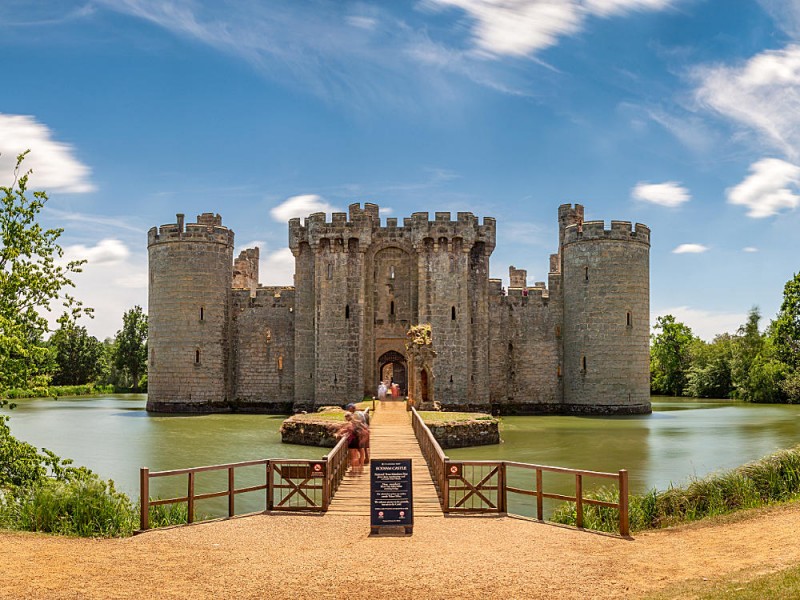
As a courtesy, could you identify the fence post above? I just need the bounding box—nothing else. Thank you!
[442,459,450,513]
[536,468,543,521]
[267,461,274,511]
[187,471,195,524]
[619,469,629,536]
[322,458,330,511]
[228,466,235,518]
[499,462,508,513]
[140,467,150,531]
[575,474,583,528]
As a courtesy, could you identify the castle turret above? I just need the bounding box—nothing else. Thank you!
[147,213,234,412]
[561,212,651,414]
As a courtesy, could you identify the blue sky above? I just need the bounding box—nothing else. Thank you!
[1,0,799,341]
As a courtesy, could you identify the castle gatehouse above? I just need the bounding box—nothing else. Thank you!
[146,204,651,415]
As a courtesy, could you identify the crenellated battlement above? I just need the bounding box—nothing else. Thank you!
[148,213,234,247]
[288,203,496,254]
[563,220,650,246]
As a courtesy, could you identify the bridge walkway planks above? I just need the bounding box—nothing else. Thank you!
[325,400,442,517]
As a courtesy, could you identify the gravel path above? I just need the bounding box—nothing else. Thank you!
[3,502,800,599]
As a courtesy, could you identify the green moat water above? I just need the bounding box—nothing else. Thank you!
[4,395,800,518]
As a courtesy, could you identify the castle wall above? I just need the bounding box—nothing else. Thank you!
[147,214,233,412]
[231,287,295,412]
[562,219,651,414]
[148,203,650,417]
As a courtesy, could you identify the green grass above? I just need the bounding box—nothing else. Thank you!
[551,445,800,533]
[418,411,496,423]
[647,563,800,599]
[0,477,137,537]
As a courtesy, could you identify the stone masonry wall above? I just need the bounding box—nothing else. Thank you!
[147,215,233,412]
[231,287,295,412]
[562,220,651,414]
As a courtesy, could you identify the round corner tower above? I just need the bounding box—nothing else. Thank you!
[561,213,651,415]
[147,213,234,412]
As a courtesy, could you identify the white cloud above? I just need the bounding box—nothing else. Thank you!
[0,113,94,193]
[425,0,676,58]
[632,181,691,207]
[742,246,759,253]
[63,239,130,266]
[695,45,800,159]
[380,207,394,216]
[270,194,341,223]
[672,243,708,254]
[260,247,296,286]
[653,306,748,342]
[346,15,377,30]
[727,157,800,218]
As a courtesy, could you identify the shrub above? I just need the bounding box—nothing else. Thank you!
[551,445,800,533]
[0,476,136,537]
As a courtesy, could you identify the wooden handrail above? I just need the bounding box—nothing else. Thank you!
[409,409,630,536]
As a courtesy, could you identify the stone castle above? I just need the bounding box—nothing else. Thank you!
[146,203,651,415]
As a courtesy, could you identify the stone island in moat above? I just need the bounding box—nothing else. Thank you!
[147,203,650,415]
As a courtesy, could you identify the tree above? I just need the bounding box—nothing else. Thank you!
[0,151,87,396]
[114,306,147,391]
[771,272,800,369]
[684,334,734,398]
[730,307,787,402]
[49,314,105,386]
[650,315,696,396]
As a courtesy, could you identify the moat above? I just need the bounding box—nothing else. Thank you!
[5,395,800,517]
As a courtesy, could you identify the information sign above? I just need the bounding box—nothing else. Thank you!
[370,458,413,534]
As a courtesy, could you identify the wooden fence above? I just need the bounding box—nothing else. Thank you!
[410,408,630,536]
[139,422,352,531]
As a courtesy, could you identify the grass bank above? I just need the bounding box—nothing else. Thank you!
[552,445,800,533]
[1,384,144,400]
[418,411,496,423]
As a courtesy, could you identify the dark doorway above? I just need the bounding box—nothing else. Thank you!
[378,350,407,397]
[420,369,429,404]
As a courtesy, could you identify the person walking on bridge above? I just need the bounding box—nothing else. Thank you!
[346,403,370,465]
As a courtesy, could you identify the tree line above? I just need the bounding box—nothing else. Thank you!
[650,272,800,402]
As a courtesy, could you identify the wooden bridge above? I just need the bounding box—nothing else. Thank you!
[326,400,442,516]
[139,401,630,535]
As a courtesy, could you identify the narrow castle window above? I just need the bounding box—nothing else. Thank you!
[626,312,632,327]
[584,266,589,282]
[390,301,395,316]
[555,325,561,338]
[389,265,395,280]
[557,365,562,377]
[451,306,456,320]
[345,304,350,319]
[278,355,283,371]
[200,306,204,321]
[327,263,333,280]
[195,349,201,364]
[581,356,587,372]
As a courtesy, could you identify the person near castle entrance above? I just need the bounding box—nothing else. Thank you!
[338,413,364,473]
[346,403,370,464]
[377,381,387,400]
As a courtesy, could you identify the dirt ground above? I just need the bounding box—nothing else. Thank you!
[3,503,800,600]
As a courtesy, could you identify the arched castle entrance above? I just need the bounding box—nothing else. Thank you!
[378,350,407,397]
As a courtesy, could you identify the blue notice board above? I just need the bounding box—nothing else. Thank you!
[370,458,413,534]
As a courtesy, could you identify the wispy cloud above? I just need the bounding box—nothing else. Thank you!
[672,243,708,254]
[0,113,94,193]
[653,306,747,341]
[260,247,295,287]
[694,45,800,159]
[63,239,130,266]
[46,207,147,234]
[632,181,691,207]
[727,157,800,218]
[742,246,759,252]
[270,194,341,223]
[423,0,677,58]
